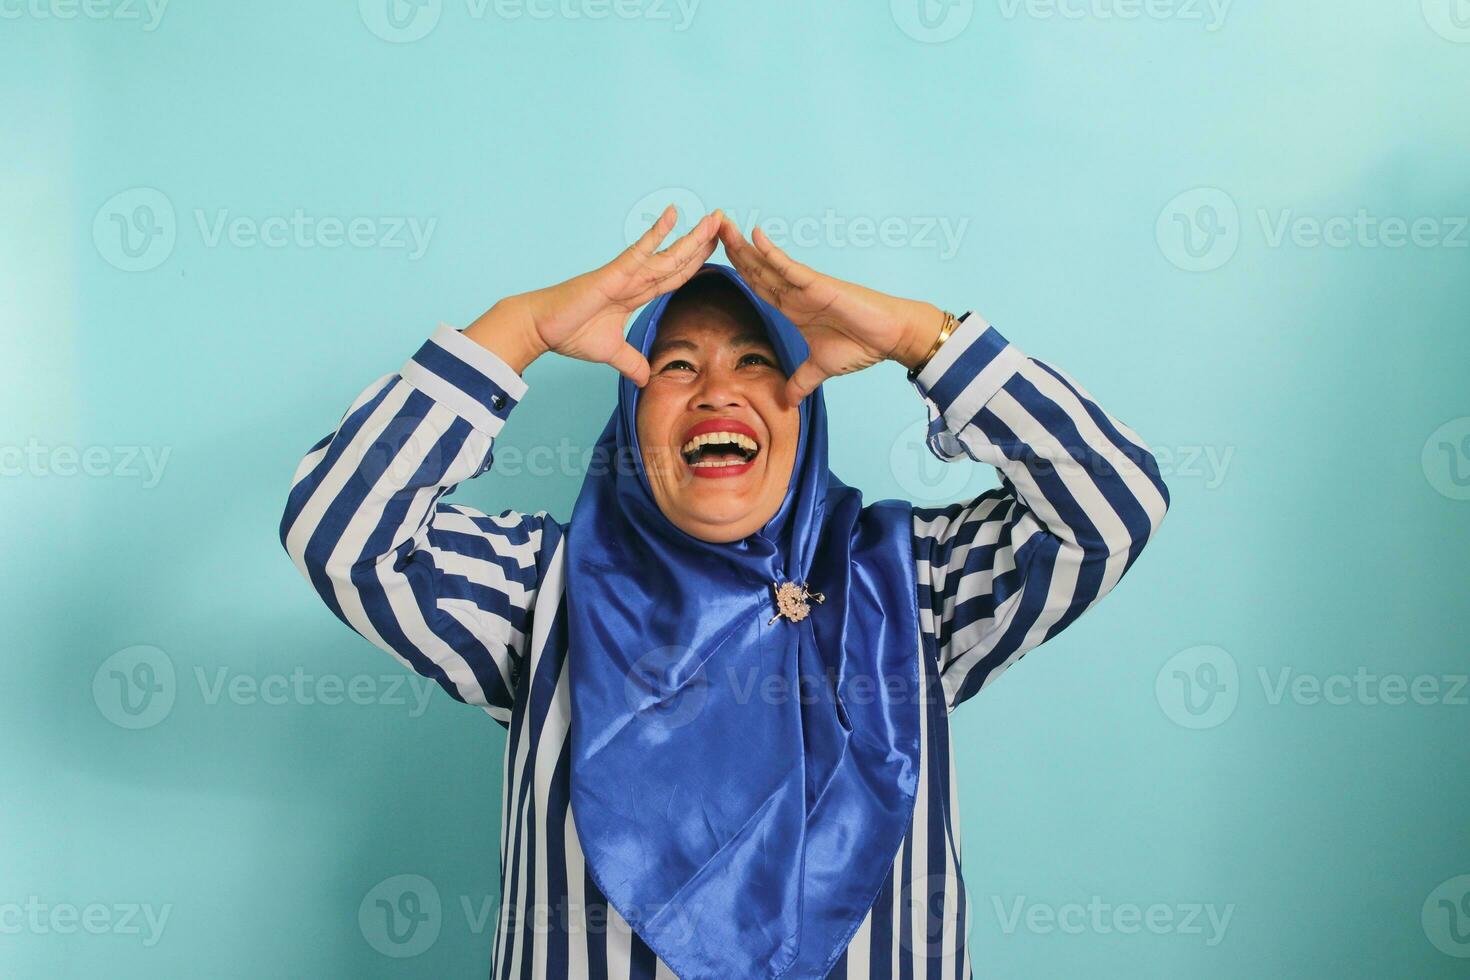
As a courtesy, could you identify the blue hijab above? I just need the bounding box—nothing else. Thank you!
[566,263,921,979]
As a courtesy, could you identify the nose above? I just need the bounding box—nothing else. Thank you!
[688,361,746,411]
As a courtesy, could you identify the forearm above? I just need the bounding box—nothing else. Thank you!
[280,324,527,588]
[910,313,1171,707]
[911,314,1169,556]
[279,325,542,718]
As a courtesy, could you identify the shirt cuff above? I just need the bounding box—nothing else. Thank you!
[398,323,528,438]
[908,311,1027,435]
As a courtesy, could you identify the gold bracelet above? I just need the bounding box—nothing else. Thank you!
[913,309,959,374]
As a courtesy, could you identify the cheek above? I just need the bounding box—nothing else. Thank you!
[636,393,683,483]
[634,394,669,448]
[766,408,801,473]
[773,404,800,451]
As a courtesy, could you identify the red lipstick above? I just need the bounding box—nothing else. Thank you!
[681,418,759,444]
[679,418,761,480]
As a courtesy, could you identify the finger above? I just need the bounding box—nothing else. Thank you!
[654,210,721,269]
[734,223,797,291]
[628,218,722,306]
[783,358,828,408]
[632,210,717,288]
[717,213,749,254]
[719,216,766,274]
[720,220,788,305]
[751,226,819,289]
[671,228,721,282]
[606,341,652,387]
[629,204,678,257]
[740,247,794,312]
[646,234,720,303]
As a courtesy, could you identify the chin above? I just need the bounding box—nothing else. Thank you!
[683,524,750,545]
[683,507,755,535]
[671,500,767,543]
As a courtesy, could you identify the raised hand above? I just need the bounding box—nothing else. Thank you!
[718,217,944,406]
[467,205,722,383]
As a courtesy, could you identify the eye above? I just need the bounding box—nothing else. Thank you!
[739,352,775,368]
[659,359,696,373]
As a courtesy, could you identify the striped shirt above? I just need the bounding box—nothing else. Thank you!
[280,310,1169,978]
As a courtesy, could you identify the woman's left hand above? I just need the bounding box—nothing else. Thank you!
[719,217,945,406]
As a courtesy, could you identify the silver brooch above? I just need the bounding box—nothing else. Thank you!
[768,580,825,624]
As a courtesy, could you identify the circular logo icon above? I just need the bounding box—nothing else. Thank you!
[93,187,176,272]
[1422,0,1470,43]
[890,417,974,504]
[1156,187,1239,272]
[93,645,177,730]
[624,187,707,248]
[1422,417,1470,501]
[351,413,449,499]
[1423,874,1470,958]
[623,645,711,733]
[360,0,442,43]
[891,0,974,43]
[359,874,442,957]
[897,873,968,963]
[1155,644,1238,730]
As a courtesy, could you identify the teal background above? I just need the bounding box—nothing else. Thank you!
[4,0,1468,976]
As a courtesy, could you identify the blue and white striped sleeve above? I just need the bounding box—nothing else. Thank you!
[908,312,1170,712]
[279,323,556,728]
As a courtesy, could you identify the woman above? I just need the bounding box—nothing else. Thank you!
[280,207,1169,979]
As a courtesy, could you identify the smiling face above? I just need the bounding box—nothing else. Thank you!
[635,277,801,544]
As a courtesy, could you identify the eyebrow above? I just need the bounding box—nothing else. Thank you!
[649,330,773,361]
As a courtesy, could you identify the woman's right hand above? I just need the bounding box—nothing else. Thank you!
[466,205,722,384]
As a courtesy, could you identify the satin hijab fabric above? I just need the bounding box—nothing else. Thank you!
[565,264,921,979]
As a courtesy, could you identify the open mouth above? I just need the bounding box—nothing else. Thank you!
[679,419,761,475]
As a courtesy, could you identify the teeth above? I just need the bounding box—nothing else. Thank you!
[680,431,759,456]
